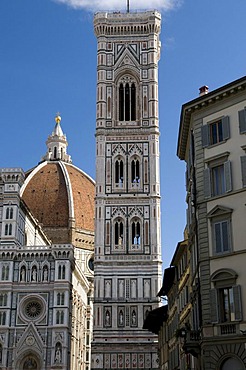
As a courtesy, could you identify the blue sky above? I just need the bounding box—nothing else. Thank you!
[1,0,246,268]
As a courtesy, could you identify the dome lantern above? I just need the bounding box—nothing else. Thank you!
[42,114,72,163]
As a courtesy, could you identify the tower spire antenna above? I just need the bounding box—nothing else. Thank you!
[127,0,129,13]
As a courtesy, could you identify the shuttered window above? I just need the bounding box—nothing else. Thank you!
[210,285,242,323]
[201,116,230,147]
[240,156,246,187]
[214,220,230,253]
[238,108,246,134]
[210,289,218,323]
[204,160,232,198]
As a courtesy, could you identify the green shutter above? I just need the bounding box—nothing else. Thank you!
[210,289,219,323]
[204,168,211,198]
[224,160,232,193]
[238,109,246,134]
[222,116,230,140]
[241,156,246,187]
[233,285,242,321]
[201,124,209,147]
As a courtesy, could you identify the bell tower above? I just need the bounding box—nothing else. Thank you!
[92,10,162,370]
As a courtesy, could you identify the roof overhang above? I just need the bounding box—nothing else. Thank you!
[177,75,246,160]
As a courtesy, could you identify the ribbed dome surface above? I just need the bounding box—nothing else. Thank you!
[22,161,95,233]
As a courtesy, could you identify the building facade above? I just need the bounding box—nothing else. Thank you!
[0,117,95,370]
[177,77,246,369]
[144,76,246,370]
[92,10,163,370]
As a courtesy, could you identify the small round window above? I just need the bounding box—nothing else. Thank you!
[88,257,94,272]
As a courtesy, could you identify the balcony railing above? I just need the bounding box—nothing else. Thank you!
[220,323,236,335]
[183,330,201,358]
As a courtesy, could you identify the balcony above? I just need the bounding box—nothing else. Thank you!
[182,330,201,358]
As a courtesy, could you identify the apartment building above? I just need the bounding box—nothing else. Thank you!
[145,76,246,370]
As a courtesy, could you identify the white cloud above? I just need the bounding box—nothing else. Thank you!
[53,0,182,12]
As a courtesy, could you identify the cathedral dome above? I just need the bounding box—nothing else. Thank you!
[21,115,95,248]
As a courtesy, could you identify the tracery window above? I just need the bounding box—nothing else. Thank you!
[4,224,12,236]
[114,219,124,248]
[0,294,7,306]
[115,158,124,186]
[6,207,13,219]
[131,158,140,184]
[0,311,6,325]
[57,292,65,306]
[58,265,66,280]
[56,310,64,324]
[131,219,141,246]
[119,76,136,122]
[1,265,9,281]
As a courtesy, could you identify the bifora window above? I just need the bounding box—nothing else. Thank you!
[119,76,136,122]
[6,207,13,219]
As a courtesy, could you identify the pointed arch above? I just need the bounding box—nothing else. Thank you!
[130,217,142,248]
[114,218,124,247]
[116,72,139,123]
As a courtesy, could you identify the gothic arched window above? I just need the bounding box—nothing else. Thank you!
[5,224,12,236]
[131,158,140,184]
[115,219,124,247]
[57,292,65,305]
[6,207,13,219]
[2,265,9,281]
[0,312,6,325]
[115,158,124,186]
[56,310,64,324]
[0,293,7,306]
[58,265,66,280]
[119,78,137,122]
[131,219,141,245]
[62,265,66,279]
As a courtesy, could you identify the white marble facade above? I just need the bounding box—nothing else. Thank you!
[0,168,93,370]
[92,10,163,370]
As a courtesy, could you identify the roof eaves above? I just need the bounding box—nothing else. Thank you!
[177,75,246,160]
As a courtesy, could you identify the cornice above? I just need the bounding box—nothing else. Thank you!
[177,76,246,160]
